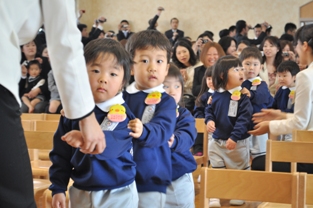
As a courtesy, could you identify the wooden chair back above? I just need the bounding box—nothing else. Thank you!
[200,167,304,208]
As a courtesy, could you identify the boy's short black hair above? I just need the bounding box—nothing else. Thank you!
[26,60,42,70]
[170,17,179,23]
[84,39,133,88]
[254,24,262,29]
[77,24,87,32]
[213,55,242,90]
[277,60,300,76]
[239,46,262,63]
[280,34,294,42]
[125,30,172,63]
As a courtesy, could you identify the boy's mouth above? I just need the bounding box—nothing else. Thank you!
[149,75,157,80]
[97,87,107,92]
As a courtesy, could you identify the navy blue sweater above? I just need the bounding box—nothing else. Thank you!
[271,87,294,113]
[49,105,136,196]
[242,80,274,114]
[194,90,214,118]
[123,90,176,193]
[171,107,197,180]
[205,90,253,142]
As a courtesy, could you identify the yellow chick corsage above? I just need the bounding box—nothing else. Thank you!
[145,91,162,105]
[252,77,262,86]
[289,90,295,99]
[231,90,241,101]
[107,104,126,122]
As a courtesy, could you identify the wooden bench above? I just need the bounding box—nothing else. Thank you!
[200,167,305,208]
[21,113,60,121]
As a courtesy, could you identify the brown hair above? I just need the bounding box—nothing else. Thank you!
[200,42,225,67]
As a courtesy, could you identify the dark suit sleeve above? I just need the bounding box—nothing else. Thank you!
[117,30,124,41]
[243,32,267,46]
[147,15,159,30]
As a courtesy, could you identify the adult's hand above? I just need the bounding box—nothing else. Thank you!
[248,121,270,135]
[252,109,286,124]
[79,112,106,154]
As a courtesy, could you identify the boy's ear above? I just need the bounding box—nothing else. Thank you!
[130,66,134,75]
[220,72,223,80]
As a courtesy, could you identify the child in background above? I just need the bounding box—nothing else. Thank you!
[239,47,274,170]
[194,66,214,118]
[49,39,138,208]
[163,64,197,208]
[272,61,300,141]
[205,55,253,207]
[124,30,177,208]
[193,66,214,156]
[21,60,45,113]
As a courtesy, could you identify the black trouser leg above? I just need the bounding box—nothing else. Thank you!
[0,85,36,208]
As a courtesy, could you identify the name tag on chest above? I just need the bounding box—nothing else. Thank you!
[142,105,156,124]
[250,85,257,91]
[228,100,238,117]
[100,117,119,131]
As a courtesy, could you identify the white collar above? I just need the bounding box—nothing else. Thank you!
[126,82,165,94]
[308,62,313,68]
[208,88,215,93]
[216,86,242,94]
[282,86,296,90]
[96,93,125,112]
[248,76,262,82]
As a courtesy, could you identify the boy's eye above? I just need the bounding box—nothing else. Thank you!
[141,60,148,63]
[163,85,169,89]
[91,69,100,73]
[110,73,117,77]
[157,60,163,64]
[174,85,180,89]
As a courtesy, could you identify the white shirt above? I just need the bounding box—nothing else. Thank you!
[0,0,94,119]
[270,62,313,135]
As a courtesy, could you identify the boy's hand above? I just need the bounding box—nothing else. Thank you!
[157,6,164,11]
[21,64,27,77]
[206,121,216,133]
[60,109,65,117]
[52,193,66,208]
[226,138,236,150]
[241,87,251,97]
[128,118,143,138]
[168,134,175,147]
[61,130,83,148]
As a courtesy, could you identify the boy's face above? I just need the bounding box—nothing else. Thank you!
[242,57,262,79]
[171,19,179,30]
[87,53,124,103]
[277,71,296,87]
[132,47,169,90]
[163,76,182,104]
[28,64,41,77]
[254,27,262,38]
[206,76,214,90]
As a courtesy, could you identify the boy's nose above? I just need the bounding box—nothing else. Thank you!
[99,76,107,83]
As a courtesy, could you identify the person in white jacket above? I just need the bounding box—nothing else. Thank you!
[249,24,313,173]
[0,1,105,207]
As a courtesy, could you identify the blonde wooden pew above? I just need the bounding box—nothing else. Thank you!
[265,139,313,207]
[22,120,34,131]
[24,131,54,207]
[21,113,60,121]
[200,167,305,208]
[33,120,59,132]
